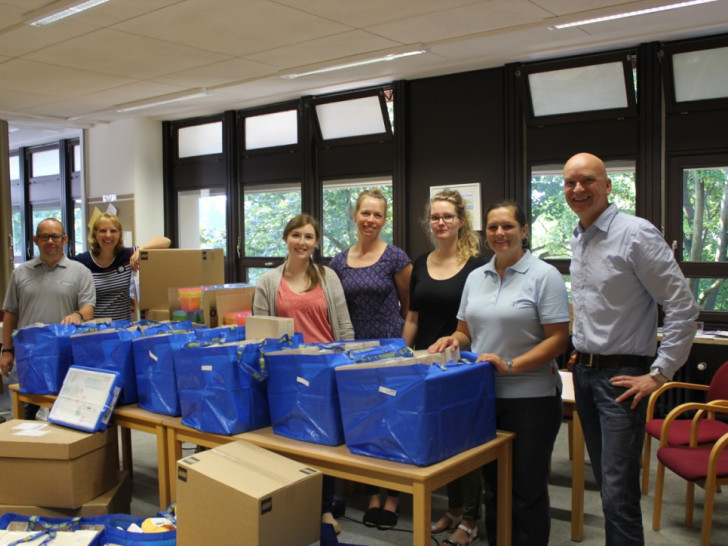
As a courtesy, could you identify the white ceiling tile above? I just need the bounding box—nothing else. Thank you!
[24,28,231,79]
[111,0,351,56]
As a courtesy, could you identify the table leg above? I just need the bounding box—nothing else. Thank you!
[155,424,170,510]
[120,427,133,477]
[411,482,431,546]
[166,429,184,502]
[10,387,23,419]
[571,410,585,542]
[496,440,512,546]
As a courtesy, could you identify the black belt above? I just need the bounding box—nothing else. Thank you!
[576,353,650,369]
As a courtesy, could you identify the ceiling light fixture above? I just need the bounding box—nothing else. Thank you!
[26,0,111,27]
[550,0,718,29]
[114,88,211,113]
[281,45,428,79]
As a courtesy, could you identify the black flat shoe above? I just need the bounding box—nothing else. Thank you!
[363,507,381,527]
[377,509,398,530]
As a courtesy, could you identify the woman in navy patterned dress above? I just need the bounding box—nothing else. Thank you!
[329,188,412,530]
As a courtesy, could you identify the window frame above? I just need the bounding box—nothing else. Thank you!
[518,50,637,126]
[662,34,728,114]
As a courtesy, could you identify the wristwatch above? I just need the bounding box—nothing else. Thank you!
[506,360,514,375]
[1,347,14,355]
[649,367,668,384]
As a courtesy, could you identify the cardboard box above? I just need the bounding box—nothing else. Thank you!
[0,420,119,508]
[138,249,225,313]
[176,440,322,546]
[0,471,131,518]
[245,316,295,340]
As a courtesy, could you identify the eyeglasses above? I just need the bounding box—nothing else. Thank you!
[37,234,63,242]
[430,214,457,224]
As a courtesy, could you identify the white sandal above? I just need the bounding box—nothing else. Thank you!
[431,511,463,533]
[442,522,479,546]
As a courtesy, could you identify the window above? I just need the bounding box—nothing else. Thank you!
[519,51,637,125]
[668,157,728,313]
[245,110,298,150]
[177,189,227,251]
[313,89,393,142]
[529,161,636,261]
[243,183,301,257]
[322,178,393,257]
[178,122,223,158]
[663,35,728,112]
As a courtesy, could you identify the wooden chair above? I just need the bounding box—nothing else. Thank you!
[652,401,728,546]
[642,361,728,494]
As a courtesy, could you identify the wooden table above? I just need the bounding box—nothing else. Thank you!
[8,383,174,510]
[166,421,515,546]
[560,370,585,542]
[9,382,514,544]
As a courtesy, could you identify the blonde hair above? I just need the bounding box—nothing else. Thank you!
[282,214,325,292]
[354,188,388,217]
[89,213,124,256]
[423,188,480,263]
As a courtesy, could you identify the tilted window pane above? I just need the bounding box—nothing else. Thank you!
[245,110,298,150]
[178,122,222,158]
[682,167,728,264]
[316,96,387,140]
[673,47,728,102]
[244,183,301,257]
[528,62,629,117]
[322,178,393,257]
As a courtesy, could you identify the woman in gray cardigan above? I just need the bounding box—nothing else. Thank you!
[253,214,353,343]
[253,213,353,534]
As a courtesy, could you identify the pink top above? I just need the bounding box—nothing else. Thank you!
[276,278,334,343]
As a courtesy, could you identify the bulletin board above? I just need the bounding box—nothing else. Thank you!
[85,193,135,245]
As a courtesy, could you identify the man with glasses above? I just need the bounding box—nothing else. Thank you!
[1,218,95,419]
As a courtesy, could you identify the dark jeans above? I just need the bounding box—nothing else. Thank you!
[573,364,647,546]
[482,395,562,546]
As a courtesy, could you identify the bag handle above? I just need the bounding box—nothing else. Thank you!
[7,529,56,545]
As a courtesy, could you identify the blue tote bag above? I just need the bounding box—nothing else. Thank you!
[263,339,414,446]
[336,359,496,466]
[132,330,197,416]
[70,326,142,404]
[14,323,78,394]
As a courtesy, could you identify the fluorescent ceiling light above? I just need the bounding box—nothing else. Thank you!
[115,88,210,113]
[26,0,111,27]
[282,45,428,79]
[551,0,718,29]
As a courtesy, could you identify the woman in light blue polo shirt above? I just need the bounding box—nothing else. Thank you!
[431,200,570,546]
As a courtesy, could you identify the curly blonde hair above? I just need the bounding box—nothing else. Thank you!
[423,189,481,263]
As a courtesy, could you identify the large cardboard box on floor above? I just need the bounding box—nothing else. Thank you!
[176,439,322,546]
[138,248,225,315]
[0,470,131,518]
[0,420,119,508]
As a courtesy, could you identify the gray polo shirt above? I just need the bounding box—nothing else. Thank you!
[3,255,96,328]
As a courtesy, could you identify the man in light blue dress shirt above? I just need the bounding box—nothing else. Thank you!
[563,153,699,546]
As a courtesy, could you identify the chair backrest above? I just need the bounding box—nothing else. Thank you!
[707,360,728,401]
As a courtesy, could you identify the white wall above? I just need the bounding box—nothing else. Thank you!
[87,118,164,245]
